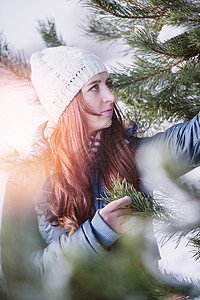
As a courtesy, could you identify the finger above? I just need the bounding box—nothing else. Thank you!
[114,208,132,217]
[109,196,132,212]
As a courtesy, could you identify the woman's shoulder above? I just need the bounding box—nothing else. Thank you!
[125,120,137,138]
[124,121,138,147]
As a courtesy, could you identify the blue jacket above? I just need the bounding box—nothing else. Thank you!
[2,112,200,283]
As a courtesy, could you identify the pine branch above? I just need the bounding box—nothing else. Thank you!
[112,58,185,87]
[82,0,162,19]
[142,40,183,58]
[123,0,164,13]
[101,176,167,219]
[126,26,200,59]
[0,33,31,81]
[142,35,197,59]
[100,176,200,268]
[162,31,200,58]
[83,16,123,42]
[166,5,200,24]
[190,234,200,261]
[110,54,200,121]
[69,227,200,299]
[37,17,66,48]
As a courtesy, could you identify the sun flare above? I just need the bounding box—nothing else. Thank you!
[0,80,48,155]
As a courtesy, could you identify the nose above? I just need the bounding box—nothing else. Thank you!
[102,86,116,103]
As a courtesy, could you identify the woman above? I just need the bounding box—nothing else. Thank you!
[2,46,200,291]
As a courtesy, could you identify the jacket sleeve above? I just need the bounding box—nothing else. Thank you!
[31,219,108,283]
[136,112,200,177]
[32,177,119,280]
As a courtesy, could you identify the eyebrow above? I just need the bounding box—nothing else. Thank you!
[86,80,101,87]
[85,77,111,87]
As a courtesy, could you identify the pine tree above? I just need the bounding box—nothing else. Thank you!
[80,0,200,130]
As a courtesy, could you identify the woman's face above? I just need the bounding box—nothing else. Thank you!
[81,72,116,134]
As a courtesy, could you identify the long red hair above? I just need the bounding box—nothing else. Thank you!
[48,92,139,234]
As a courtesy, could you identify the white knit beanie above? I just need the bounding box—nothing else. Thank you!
[30,46,108,123]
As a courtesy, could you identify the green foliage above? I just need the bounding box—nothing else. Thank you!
[0,32,30,81]
[69,230,200,300]
[102,175,166,219]
[0,17,66,83]
[81,0,200,124]
[102,175,200,265]
[175,181,200,261]
[37,17,66,48]
[2,220,199,300]
[191,232,200,260]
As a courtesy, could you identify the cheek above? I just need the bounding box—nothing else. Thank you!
[87,102,100,114]
[83,95,101,112]
[86,114,112,133]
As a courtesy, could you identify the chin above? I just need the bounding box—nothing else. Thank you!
[102,119,112,129]
[89,119,113,133]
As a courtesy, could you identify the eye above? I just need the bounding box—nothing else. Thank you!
[90,84,98,91]
[106,81,112,89]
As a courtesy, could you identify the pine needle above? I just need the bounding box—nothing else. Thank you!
[101,175,167,219]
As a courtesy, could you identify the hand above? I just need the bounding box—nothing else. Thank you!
[99,196,134,234]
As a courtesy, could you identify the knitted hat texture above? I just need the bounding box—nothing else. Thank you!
[30,46,108,123]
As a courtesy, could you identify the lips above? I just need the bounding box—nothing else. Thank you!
[101,108,113,114]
